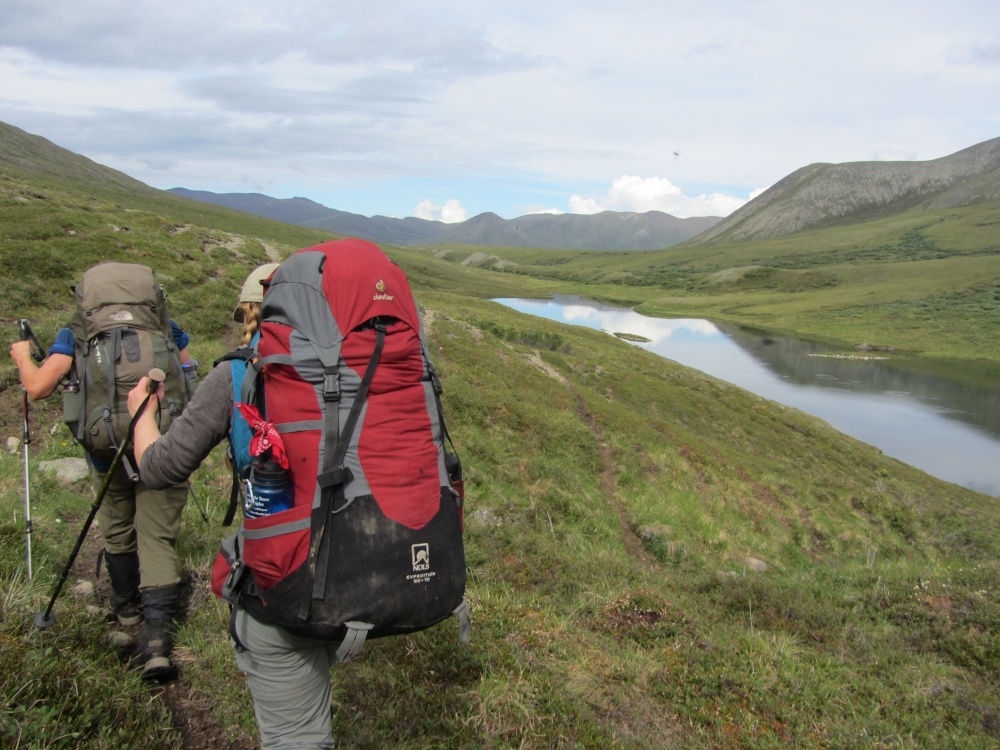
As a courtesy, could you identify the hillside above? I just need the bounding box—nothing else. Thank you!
[689,136,1000,244]
[0,121,162,196]
[169,187,721,250]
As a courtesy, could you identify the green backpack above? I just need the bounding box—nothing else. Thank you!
[65,263,190,474]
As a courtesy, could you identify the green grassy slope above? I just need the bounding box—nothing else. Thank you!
[2,166,999,748]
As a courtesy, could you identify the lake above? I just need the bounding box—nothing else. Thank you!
[495,295,1000,497]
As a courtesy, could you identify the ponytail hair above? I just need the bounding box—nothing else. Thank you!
[237,302,261,347]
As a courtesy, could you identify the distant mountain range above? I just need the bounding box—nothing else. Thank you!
[2,118,998,251]
[166,188,721,250]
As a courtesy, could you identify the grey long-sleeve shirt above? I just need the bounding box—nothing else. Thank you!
[139,363,235,489]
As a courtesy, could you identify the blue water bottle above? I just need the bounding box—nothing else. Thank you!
[244,460,294,518]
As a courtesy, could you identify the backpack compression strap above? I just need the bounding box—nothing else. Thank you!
[78,328,140,483]
[303,321,387,620]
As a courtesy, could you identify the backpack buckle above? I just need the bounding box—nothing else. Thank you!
[317,465,352,489]
[323,371,340,402]
[222,559,246,601]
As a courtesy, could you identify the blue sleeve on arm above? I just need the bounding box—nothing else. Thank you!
[47,328,76,357]
[170,320,191,351]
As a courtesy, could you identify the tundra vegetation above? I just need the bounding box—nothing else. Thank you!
[2,156,1000,748]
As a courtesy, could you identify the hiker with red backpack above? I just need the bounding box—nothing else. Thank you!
[127,240,468,749]
[9,261,198,680]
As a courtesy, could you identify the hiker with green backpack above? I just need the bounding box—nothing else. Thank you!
[9,261,198,680]
[127,242,468,749]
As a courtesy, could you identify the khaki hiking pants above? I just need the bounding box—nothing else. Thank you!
[93,460,189,590]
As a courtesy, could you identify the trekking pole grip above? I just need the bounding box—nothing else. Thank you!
[134,367,166,428]
[17,319,45,362]
[128,366,166,449]
[147,367,166,393]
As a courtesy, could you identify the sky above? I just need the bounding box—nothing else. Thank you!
[1,1,998,223]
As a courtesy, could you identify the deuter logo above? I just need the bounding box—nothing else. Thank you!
[373,278,394,301]
[109,310,135,322]
[411,543,430,571]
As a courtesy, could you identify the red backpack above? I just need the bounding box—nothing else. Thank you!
[211,239,469,659]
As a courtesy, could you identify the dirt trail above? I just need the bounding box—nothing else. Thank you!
[575,394,656,567]
[71,520,255,749]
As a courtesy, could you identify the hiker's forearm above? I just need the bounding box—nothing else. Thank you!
[10,346,71,399]
[135,364,233,488]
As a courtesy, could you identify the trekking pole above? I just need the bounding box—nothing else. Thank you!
[18,319,45,580]
[34,368,165,630]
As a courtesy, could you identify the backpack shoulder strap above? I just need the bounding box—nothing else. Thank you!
[214,347,257,366]
[216,343,259,527]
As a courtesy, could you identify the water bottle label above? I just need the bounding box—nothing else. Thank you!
[243,479,266,519]
[243,476,294,518]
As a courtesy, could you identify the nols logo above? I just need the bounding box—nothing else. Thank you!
[411,543,430,572]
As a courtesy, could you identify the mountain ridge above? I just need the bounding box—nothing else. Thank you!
[167,187,721,250]
[688,136,1000,245]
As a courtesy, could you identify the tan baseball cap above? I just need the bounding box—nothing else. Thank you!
[233,262,280,321]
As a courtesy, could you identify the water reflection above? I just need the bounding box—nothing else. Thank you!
[495,295,1000,497]
[718,325,1000,439]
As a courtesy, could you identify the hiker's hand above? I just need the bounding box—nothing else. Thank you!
[127,377,163,417]
[9,341,31,367]
[128,377,164,468]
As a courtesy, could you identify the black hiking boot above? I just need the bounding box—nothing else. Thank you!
[105,551,142,627]
[138,584,179,682]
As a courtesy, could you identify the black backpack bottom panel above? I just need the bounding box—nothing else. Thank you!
[242,489,466,642]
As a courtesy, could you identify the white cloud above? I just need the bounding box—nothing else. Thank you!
[947,41,1000,66]
[413,200,438,220]
[413,198,468,223]
[567,196,604,215]
[872,148,919,161]
[568,175,751,218]
[440,199,468,223]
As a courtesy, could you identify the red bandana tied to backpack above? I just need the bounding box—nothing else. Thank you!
[234,403,289,468]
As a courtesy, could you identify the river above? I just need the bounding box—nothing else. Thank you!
[495,295,1000,497]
